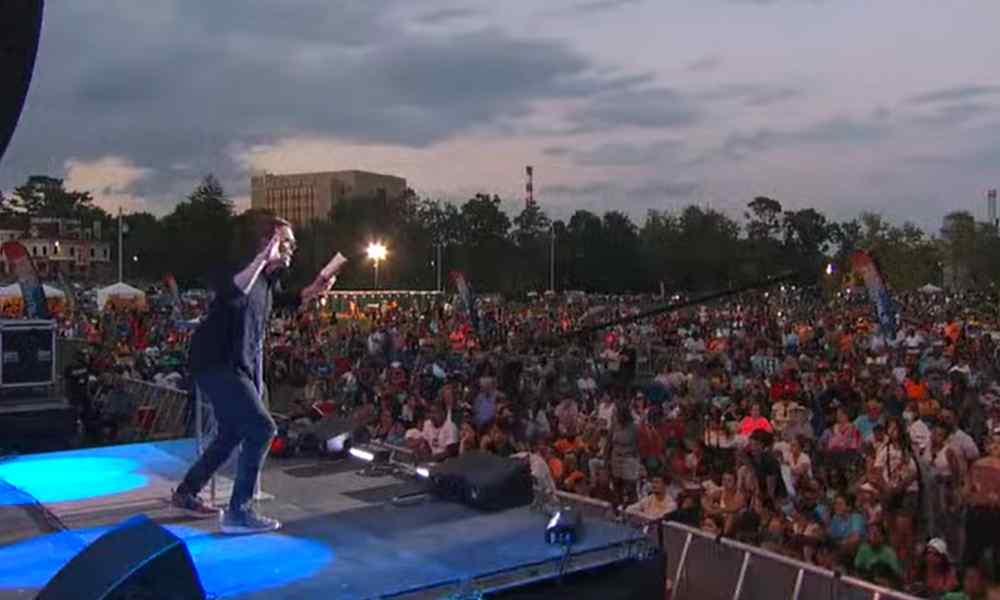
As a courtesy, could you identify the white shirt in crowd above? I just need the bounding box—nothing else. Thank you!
[421,418,459,457]
[597,401,617,430]
[948,429,981,462]
[626,492,677,521]
[908,419,932,463]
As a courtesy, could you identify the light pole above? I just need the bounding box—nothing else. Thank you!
[367,242,387,290]
[549,226,556,293]
[435,243,443,292]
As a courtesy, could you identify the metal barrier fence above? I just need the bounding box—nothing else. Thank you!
[660,521,924,600]
[94,377,191,442]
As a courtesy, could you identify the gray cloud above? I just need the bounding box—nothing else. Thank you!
[543,0,642,17]
[718,116,888,159]
[906,84,1000,106]
[632,180,700,198]
[686,55,723,73]
[541,180,701,201]
[699,83,802,107]
[906,131,1000,174]
[560,139,686,166]
[909,102,998,127]
[543,181,620,197]
[1,2,645,206]
[539,178,701,221]
[574,0,643,13]
[416,7,483,24]
[567,88,700,132]
[542,146,572,157]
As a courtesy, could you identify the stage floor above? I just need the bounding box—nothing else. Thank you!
[0,440,644,599]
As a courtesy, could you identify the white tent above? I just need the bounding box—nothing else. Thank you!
[97,282,146,310]
[918,283,943,294]
[0,282,66,298]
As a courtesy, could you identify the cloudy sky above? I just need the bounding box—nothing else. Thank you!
[1,0,998,231]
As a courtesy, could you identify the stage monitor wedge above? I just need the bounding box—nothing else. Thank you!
[429,451,533,511]
[36,514,206,600]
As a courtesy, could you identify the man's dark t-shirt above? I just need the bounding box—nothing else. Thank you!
[749,449,787,499]
[188,264,300,382]
[64,363,91,414]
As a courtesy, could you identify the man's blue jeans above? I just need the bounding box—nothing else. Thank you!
[178,369,276,513]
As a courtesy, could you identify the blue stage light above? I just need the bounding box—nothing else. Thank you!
[177,527,335,596]
[0,524,335,597]
[545,508,582,546]
[0,457,148,505]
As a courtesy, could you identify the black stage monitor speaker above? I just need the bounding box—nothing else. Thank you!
[0,0,44,163]
[36,514,206,600]
[0,319,56,387]
[429,451,533,511]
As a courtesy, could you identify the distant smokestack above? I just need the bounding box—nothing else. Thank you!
[525,165,534,209]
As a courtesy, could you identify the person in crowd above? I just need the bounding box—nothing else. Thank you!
[610,399,641,505]
[826,493,866,555]
[854,523,903,581]
[912,538,960,597]
[854,400,885,444]
[625,475,677,521]
[701,470,746,534]
[962,433,1000,581]
[942,565,988,600]
[408,402,459,462]
[739,402,773,439]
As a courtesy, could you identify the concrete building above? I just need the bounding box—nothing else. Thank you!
[250,170,408,228]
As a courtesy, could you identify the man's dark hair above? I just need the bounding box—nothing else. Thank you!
[252,213,291,245]
[229,210,292,264]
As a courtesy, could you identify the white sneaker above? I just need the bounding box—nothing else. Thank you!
[220,509,281,535]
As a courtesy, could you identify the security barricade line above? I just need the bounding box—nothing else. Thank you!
[658,520,923,600]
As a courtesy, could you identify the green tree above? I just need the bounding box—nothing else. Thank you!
[9,175,109,223]
[121,212,168,282]
[745,196,783,241]
[566,210,605,291]
[511,202,552,291]
[782,208,836,275]
[162,174,235,285]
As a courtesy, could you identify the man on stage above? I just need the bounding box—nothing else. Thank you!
[172,215,340,534]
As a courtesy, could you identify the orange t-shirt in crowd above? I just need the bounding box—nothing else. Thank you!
[945,323,961,344]
[904,379,928,402]
[548,457,564,482]
[554,437,582,455]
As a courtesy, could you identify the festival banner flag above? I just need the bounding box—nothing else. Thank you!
[56,269,77,316]
[0,241,50,319]
[849,250,897,339]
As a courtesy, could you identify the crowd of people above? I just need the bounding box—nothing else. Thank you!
[58,282,1000,599]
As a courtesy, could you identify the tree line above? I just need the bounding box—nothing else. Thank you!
[1,174,996,294]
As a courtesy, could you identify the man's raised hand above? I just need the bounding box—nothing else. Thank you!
[261,232,283,266]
